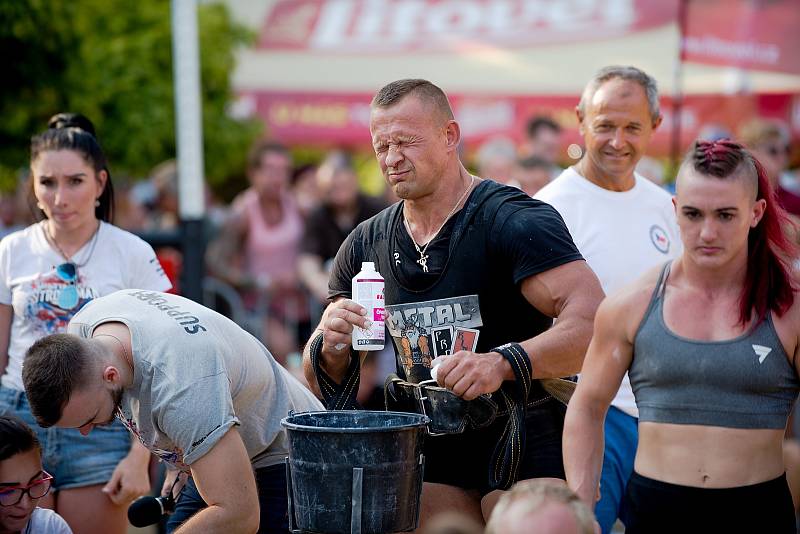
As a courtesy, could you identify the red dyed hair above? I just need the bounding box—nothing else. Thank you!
[689,139,797,326]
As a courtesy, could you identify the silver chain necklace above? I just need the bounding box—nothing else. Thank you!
[42,220,101,268]
[403,174,475,273]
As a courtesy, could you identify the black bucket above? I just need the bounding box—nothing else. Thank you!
[282,410,429,534]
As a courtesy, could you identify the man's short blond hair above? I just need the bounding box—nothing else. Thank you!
[485,479,596,534]
[371,79,455,124]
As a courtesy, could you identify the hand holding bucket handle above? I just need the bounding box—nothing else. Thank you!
[309,332,361,410]
[308,298,372,410]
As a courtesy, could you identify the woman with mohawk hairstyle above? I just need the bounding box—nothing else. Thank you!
[563,139,800,533]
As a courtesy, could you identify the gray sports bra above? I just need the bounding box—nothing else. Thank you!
[630,262,800,429]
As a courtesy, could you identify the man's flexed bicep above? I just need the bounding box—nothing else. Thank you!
[518,259,605,378]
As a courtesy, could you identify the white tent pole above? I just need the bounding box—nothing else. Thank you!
[171,0,206,301]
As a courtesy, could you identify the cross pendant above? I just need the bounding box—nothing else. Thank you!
[417,254,429,273]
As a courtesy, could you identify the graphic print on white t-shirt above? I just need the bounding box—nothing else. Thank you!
[0,221,172,391]
[24,268,98,336]
[649,224,671,254]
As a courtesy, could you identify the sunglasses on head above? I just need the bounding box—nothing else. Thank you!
[54,262,79,310]
[0,472,53,507]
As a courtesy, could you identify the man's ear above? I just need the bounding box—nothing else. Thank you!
[102,365,120,384]
[444,120,461,152]
[575,106,585,136]
[652,114,663,132]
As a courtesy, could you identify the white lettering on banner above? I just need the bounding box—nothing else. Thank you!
[683,35,781,65]
[427,1,483,36]
[354,0,385,45]
[303,0,640,52]
[313,0,354,48]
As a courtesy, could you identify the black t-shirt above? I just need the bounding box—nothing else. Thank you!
[393,210,459,288]
[329,180,582,383]
[300,194,387,263]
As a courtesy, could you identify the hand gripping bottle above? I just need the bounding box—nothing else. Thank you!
[351,262,385,351]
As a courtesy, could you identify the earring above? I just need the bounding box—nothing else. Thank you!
[95,199,100,207]
[36,202,44,210]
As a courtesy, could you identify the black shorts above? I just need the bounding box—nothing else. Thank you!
[625,471,796,534]
[422,397,566,496]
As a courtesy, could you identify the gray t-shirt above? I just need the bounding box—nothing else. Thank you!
[68,289,323,470]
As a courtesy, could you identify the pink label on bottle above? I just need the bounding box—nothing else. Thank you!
[374,308,386,321]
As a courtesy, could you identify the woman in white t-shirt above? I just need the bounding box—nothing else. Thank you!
[0,114,172,534]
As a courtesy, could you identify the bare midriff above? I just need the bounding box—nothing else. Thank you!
[635,422,785,488]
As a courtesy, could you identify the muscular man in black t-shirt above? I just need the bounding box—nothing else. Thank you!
[301,79,604,527]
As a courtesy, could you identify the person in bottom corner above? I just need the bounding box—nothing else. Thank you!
[0,415,72,534]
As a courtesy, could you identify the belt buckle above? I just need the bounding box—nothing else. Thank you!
[413,380,449,437]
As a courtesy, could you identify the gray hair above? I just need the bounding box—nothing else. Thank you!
[371,79,454,122]
[578,65,660,125]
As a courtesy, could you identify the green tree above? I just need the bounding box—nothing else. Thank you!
[0,0,261,193]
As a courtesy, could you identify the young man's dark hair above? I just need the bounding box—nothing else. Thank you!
[21,334,92,428]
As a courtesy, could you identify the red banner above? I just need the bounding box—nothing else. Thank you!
[238,90,798,155]
[682,0,800,75]
[258,0,677,53]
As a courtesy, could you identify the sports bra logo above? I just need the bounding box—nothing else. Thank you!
[753,344,772,364]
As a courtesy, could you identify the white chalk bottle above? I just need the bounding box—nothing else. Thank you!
[351,261,385,351]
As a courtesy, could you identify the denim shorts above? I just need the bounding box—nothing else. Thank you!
[0,386,131,491]
[423,396,566,496]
